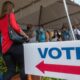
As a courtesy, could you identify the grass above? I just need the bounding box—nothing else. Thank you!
[41,77,65,80]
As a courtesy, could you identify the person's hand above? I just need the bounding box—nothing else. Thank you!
[25,35,30,42]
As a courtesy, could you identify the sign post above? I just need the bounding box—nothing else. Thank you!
[24,41,80,80]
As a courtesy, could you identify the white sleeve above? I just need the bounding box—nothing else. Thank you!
[77,29,80,35]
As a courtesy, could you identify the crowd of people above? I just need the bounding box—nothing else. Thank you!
[26,23,80,43]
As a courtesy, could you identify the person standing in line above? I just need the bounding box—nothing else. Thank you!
[61,24,70,41]
[0,1,29,80]
[73,24,80,40]
[26,24,37,43]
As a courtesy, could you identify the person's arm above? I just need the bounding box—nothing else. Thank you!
[46,32,50,42]
[20,29,29,39]
[10,12,29,39]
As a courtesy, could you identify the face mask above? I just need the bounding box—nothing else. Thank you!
[58,32,61,35]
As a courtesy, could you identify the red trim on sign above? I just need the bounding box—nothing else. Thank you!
[36,61,80,75]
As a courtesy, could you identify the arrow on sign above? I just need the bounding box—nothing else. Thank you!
[36,61,80,75]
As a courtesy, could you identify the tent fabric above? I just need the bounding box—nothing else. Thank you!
[16,0,80,30]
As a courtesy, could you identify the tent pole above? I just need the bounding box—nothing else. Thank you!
[63,0,75,40]
[38,5,43,25]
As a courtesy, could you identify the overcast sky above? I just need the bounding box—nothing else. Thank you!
[72,0,80,5]
[75,0,80,3]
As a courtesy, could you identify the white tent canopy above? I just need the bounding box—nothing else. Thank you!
[0,0,80,30]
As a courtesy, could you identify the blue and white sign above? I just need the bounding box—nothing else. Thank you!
[24,41,80,80]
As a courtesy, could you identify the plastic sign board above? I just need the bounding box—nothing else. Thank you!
[24,41,80,80]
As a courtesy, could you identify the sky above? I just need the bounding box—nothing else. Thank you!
[71,0,80,5]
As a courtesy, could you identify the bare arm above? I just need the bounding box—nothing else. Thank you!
[46,32,50,42]
[20,29,29,39]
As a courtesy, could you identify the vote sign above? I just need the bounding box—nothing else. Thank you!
[24,41,80,80]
